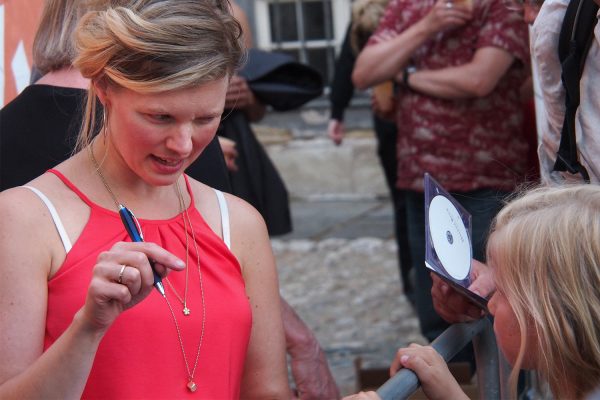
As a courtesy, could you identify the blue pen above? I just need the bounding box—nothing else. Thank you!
[118,205,166,297]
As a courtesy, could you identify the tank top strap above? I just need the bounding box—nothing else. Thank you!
[183,174,195,205]
[22,185,73,253]
[47,169,96,207]
[213,189,231,250]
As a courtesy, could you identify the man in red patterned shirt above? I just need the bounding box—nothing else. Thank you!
[353,0,529,349]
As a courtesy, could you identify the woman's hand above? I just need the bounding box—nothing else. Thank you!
[79,242,184,332]
[218,136,239,171]
[420,0,473,35]
[390,344,469,400]
[328,119,345,146]
[225,75,256,110]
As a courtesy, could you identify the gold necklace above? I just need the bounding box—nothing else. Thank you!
[163,182,206,392]
[88,143,206,392]
[164,183,191,316]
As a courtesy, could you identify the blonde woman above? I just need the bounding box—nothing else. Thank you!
[0,0,289,398]
[346,184,600,399]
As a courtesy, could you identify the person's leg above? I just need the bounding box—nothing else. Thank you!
[404,190,446,340]
[373,116,413,296]
[452,189,508,262]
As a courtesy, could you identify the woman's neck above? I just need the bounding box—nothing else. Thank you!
[86,139,187,219]
[36,67,89,89]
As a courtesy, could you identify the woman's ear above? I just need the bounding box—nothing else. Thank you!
[93,79,110,107]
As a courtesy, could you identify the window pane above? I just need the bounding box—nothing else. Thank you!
[269,2,298,42]
[303,0,333,40]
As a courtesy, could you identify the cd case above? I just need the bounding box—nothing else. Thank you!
[424,173,488,312]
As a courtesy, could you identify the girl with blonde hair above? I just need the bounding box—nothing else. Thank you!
[346,184,600,400]
[0,0,290,398]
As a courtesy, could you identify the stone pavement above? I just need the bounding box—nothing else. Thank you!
[271,197,426,396]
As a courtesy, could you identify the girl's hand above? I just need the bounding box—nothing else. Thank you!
[342,391,381,400]
[390,344,469,400]
[79,241,184,333]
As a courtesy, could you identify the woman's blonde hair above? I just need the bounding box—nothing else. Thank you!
[350,0,389,54]
[72,0,244,151]
[489,184,600,399]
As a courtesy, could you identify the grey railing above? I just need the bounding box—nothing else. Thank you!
[377,318,508,400]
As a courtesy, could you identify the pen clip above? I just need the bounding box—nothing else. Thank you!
[119,204,145,241]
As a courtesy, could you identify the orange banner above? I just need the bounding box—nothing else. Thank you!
[1,0,44,106]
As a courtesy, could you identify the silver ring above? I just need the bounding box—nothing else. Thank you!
[118,264,127,284]
[445,1,453,8]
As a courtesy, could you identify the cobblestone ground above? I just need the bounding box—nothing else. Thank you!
[272,238,427,396]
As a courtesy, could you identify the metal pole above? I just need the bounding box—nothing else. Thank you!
[377,319,488,400]
[472,318,501,399]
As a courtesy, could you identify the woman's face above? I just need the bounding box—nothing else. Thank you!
[97,77,228,186]
[487,237,538,369]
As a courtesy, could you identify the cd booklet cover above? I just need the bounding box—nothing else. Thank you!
[424,173,488,312]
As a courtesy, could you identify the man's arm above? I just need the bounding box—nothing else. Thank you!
[402,46,516,99]
[353,0,473,90]
[281,297,340,399]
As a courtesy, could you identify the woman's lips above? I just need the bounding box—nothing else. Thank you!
[151,155,184,172]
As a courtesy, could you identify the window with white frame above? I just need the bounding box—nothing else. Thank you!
[254,0,351,89]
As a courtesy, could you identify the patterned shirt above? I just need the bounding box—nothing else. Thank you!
[370,0,530,192]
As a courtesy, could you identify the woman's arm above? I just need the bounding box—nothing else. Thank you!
[0,189,184,399]
[0,189,99,398]
[228,195,290,399]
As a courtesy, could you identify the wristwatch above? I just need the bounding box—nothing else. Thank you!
[402,65,417,89]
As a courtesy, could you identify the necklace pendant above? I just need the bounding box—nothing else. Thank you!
[187,380,197,392]
[183,306,191,316]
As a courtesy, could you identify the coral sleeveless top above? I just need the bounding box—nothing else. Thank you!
[42,170,252,399]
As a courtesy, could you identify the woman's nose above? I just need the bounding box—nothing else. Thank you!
[166,124,193,155]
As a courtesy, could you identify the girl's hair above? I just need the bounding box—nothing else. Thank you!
[489,184,600,399]
[72,0,244,151]
[350,0,389,54]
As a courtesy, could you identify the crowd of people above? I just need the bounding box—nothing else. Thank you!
[0,0,599,399]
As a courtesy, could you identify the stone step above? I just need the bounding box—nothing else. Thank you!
[256,125,389,201]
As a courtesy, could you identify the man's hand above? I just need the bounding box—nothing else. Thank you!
[420,0,473,35]
[281,298,340,399]
[431,259,494,323]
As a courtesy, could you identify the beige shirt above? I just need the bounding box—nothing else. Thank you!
[531,0,600,185]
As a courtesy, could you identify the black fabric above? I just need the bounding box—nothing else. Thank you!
[239,49,324,111]
[0,85,84,190]
[553,0,598,182]
[329,25,356,121]
[217,110,292,236]
[0,85,230,192]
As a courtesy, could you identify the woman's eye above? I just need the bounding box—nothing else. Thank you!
[194,116,217,125]
[148,114,171,122]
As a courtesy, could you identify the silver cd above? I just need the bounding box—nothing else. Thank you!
[428,195,471,280]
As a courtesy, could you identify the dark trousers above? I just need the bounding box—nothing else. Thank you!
[373,116,413,295]
[404,188,507,341]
